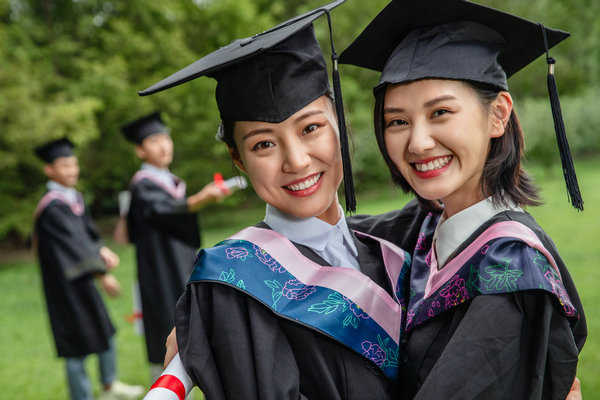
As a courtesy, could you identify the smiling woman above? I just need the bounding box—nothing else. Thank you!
[136,1,425,399]
[231,96,343,224]
[340,0,587,398]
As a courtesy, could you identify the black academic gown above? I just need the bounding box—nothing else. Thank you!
[399,211,587,400]
[35,198,115,358]
[128,176,200,364]
[175,202,427,400]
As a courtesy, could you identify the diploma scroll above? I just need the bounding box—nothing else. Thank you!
[143,353,193,400]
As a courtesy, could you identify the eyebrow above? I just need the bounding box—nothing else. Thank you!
[293,109,325,124]
[423,95,457,108]
[243,127,273,140]
[383,94,458,114]
[242,110,326,140]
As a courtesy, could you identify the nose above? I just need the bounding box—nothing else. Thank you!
[282,140,311,173]
[407,121,436,155]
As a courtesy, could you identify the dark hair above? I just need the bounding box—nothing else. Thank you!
[373,80,542,211]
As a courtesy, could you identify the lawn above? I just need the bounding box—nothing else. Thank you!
[0,158,597,399]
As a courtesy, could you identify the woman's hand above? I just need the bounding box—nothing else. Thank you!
[164,327,179,368]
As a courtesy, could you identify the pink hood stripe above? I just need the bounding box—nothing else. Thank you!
[131,170,186,199]
[230,227,402,343]
[34,191,84,219]
[425,221,560,299]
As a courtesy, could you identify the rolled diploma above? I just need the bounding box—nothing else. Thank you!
[143,353,193,400]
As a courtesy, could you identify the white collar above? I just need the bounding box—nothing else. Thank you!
[263,203,358,257]
[141,163,175,186]
[46,180,79,204]
[434,197,523,267]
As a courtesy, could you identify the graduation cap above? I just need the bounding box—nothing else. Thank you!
[121,111,169,144]
[34,138,74,163]
[340,0,583,210]
[138,0,356,212]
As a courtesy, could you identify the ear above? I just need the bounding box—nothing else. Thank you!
[490,91,513,139]
[134,144,145,160]
[228,145,246,173]
[43,163,54,179]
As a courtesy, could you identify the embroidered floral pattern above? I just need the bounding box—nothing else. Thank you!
[346,297,369,319]
[253,244,286,273]
[406,227,579,332]
[481,258,523,292]
[440,275,469,309]
[282,279,316,300]
[361,341,387,367]
[415,232,427,251]
[226,247,250,261]
[191,237,401,380]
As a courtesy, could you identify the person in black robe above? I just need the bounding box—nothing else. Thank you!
[121,112,232,378]
[135,1,431,398]
[340,0,587,397]
[34,138,143,400]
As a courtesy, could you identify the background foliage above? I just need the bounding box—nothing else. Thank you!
[1,0,599,243]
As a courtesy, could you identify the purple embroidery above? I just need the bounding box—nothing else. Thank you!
[253,244,285,273]
[415,232,426,251]
[226,247,249,260]
[425,249,432,267]
[361,341,387,367]
[544,271,576,316]
[406,310,415,327]
[439,275,469,309]
[344,297,370,319]
[282,279,316,300]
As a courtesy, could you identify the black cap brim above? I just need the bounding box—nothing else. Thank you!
[138,0,346,96]
[339,0,569,78]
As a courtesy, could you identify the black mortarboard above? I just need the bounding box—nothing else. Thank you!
[138,0,356,212]
[340,0,583,210]
[34,138,74,163]
[121,111,168,144]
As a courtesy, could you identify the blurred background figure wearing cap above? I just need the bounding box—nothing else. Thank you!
[139,1,429,398]
[340,0,586,398]
[33,138,143,400]
[120,111,232,381]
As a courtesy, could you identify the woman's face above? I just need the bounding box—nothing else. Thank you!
[383,79,504,217]
[232,96,343,225]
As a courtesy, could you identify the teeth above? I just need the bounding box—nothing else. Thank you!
[286,173,321,191]
[414,156,451,173]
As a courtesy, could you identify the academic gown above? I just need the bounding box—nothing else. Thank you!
[127,173,200,364]
[175,202,427,400]
[399,210,587,400]
[35,195,115,358]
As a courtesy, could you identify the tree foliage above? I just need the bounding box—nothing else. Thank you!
[1,0,598,242]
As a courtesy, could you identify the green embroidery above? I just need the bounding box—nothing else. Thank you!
[264,279,283,310]
[481,258,523,292]
[219,268,235,283]
[466,264,482,294]
[308,292,348,315]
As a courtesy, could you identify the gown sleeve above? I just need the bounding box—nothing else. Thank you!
[176,282,310,400]
[129,179,199,244]
[412,292,579,400]
[38,202,106,280]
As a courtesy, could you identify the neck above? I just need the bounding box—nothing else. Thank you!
[315,198,342,226]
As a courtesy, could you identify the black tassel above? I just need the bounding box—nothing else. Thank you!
[540,24,583,211]
[325,11,356,213]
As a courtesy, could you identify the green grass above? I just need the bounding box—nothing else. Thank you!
[0,158,597,399]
